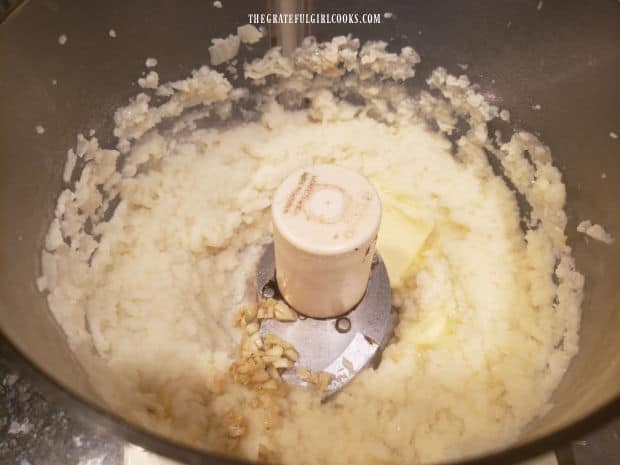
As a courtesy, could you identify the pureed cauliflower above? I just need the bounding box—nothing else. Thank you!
[37,36,584,465]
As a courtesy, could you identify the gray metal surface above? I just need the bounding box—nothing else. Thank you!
[256,243,395,396]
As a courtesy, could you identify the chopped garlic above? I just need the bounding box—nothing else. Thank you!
[283,347,299,362]
[246,321,260,335]
[256,301,274,320]
[273,301,297,321]
[231,300,299,392]
[297,367,332,392]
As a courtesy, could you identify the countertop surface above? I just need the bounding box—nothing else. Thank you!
[0,357,122,465]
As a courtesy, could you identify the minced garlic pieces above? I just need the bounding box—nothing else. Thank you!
[230,331,297,394]
[232,302,299,393]
[233,299,335,393]
[240,298,298,323]
[296,367,333,392]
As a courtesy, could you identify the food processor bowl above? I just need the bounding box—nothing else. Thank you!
[1,1,619,464]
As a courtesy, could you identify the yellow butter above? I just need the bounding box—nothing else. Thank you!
[408,313,448,348]
[376,185,434,287]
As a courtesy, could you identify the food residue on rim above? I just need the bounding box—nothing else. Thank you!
[577,220,615,244]
[138,71,159,89]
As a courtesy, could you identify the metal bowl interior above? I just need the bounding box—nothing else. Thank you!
[1,1,619,464]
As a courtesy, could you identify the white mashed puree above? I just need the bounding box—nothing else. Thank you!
[38,36,584,464]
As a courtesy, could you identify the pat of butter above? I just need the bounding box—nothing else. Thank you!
[406,313,448,348]
[395,312,455,353]
[376,186,434,287]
